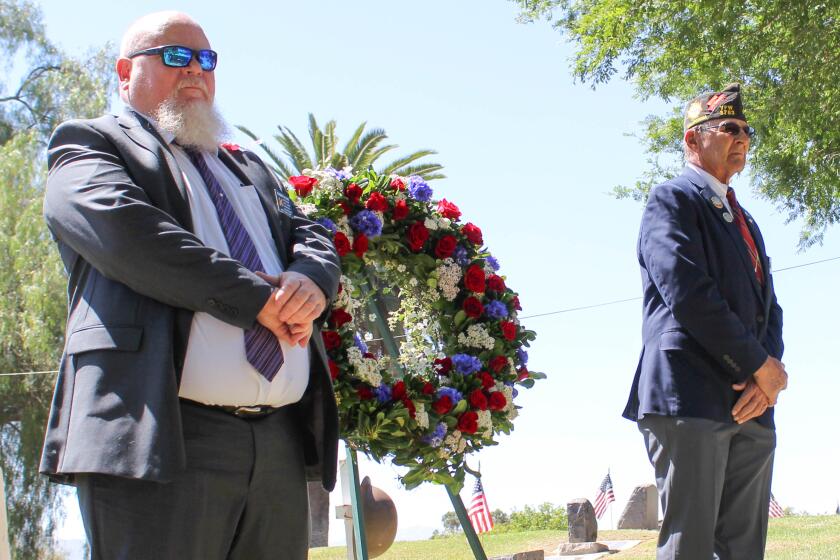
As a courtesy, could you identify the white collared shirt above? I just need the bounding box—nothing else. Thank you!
[687,162,733,213]
[137,113,309,407]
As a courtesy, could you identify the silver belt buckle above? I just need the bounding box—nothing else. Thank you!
[234,405,264,416]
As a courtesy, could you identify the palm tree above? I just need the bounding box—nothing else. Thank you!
[237,114,444,181]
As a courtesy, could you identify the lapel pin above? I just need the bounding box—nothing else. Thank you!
[722,212,734,223]
[711,196,724,209]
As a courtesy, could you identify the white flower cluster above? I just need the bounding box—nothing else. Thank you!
[436,259,462,301]
[346,346,382,387]
[424,216,453,231]
[499,384,518,419]
[303,168,344,195]
[457,324,495,350]
[444,430,468,454]
[415,402,429,429]
[477,410,492,438]
[335,275,363,315]
[337,216,352,238]
[296,202,317,216]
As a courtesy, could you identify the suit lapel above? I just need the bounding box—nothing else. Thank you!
[217,148,290,267]
[118,111,194,232]
[684,169,765,301]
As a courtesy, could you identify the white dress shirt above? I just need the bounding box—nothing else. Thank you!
[139,115,309,407]
[687,162,733,213]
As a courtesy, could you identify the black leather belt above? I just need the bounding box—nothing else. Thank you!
[181,399,280,419]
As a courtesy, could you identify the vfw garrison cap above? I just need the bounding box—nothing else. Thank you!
[684,83,747,131]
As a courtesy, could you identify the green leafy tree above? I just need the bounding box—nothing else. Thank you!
[0,1,114,557]
[513,0,840,247]
[441,510,462,534]
[238,114,445,181]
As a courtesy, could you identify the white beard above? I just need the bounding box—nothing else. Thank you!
[154,96,229,152]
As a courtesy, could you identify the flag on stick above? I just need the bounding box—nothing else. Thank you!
[768,492,785,518]
[468,477,494,534]
[593,472,615,519]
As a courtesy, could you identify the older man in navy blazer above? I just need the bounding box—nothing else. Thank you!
[623,83,788,559]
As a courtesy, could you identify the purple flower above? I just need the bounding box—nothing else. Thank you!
[353,334,368,354]
[484,300,508,320]
[316,217,338,234]
[421,422,447,447]
[453,245,469,266]
[407,175,433,202]
[436,386,463,404]
[326,167,351,180]
[375,384,392,403]
[486,256,500,271]
[516,348,529,366]
[451,354,482,375]
[349,210,383,238]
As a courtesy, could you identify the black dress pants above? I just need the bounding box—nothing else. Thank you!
[76,400,309,560]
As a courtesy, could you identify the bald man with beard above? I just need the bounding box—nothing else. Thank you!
[40,12,340,559]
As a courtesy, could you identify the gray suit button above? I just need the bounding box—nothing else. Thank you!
[757,315,764,323]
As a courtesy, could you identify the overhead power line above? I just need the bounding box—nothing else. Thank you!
[0,255,837,377]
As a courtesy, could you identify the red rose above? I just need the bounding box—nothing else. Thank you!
[392,380,407,400]
[422,382,435,395]
[462,222,483,246]
[407,222,429,252]
[322,331,342,351]
[363,351,375,359]
[512,295,522,311]
[487,274,506,292]
[328,359,340,380]
[479,371,495,390]
[329,309,353,328]
[392,199,409,220]
[434,357,452,375]
[390,177,406,191]
[220,142,241,152]
[432,396,453,415]
[365,192,389,212]
[457,411,478,434]
[338,201,352,215]
[489,355,508,373]
[500,321,517,341]
[358,386,374,400]
[436,199,462,221]
[488,391,507,411]
[333,232,351,257]
[402,397,416,418]
[344,183,362,203]
[353,234,368,258]
[464,265,486,294]
[463,296,484,318]
[469,389,488,411]
[517,367,530,381]
[289,175,318,197]
[434,235,457,259]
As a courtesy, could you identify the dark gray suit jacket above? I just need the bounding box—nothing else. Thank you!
[40,111,341,491]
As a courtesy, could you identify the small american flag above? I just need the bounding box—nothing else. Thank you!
[768,492,784,518]
[468,478,494,534]
[593,472,615,519]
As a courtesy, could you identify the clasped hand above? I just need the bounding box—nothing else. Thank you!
[731,356,788,424]
[255,271,326,347]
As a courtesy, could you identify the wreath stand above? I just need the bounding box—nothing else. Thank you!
[335,295,488,560]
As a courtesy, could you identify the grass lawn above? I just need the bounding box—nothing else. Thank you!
[309,516,840,559]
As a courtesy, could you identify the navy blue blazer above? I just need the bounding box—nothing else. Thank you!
[623,167,783,429]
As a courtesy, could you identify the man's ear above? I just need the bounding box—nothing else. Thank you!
[116,58,131,91]
[684,128,700,153]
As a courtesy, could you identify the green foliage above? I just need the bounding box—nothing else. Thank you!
[492,502,567,533]
[238,114,445,181]
[513,0,840,247]
[0,0,114,556]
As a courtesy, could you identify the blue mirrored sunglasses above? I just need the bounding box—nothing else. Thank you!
[128,45,217,71]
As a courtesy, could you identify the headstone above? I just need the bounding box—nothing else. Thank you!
[490,551,545,560]
[617,484,658,530]
[556,542,610,556]
[566,498,597,543]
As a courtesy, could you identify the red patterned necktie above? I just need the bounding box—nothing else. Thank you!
[186,148,284,381]
[726,188,764,285]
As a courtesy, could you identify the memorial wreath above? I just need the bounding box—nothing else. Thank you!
[288,168,544,491]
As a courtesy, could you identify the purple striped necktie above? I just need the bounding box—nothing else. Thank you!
[186,148,283,381]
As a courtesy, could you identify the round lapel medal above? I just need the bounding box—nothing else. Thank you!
[711,196,724,209]
[723,211,734,223]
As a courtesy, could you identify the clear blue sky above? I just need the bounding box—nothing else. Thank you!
[38,0,840,544]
